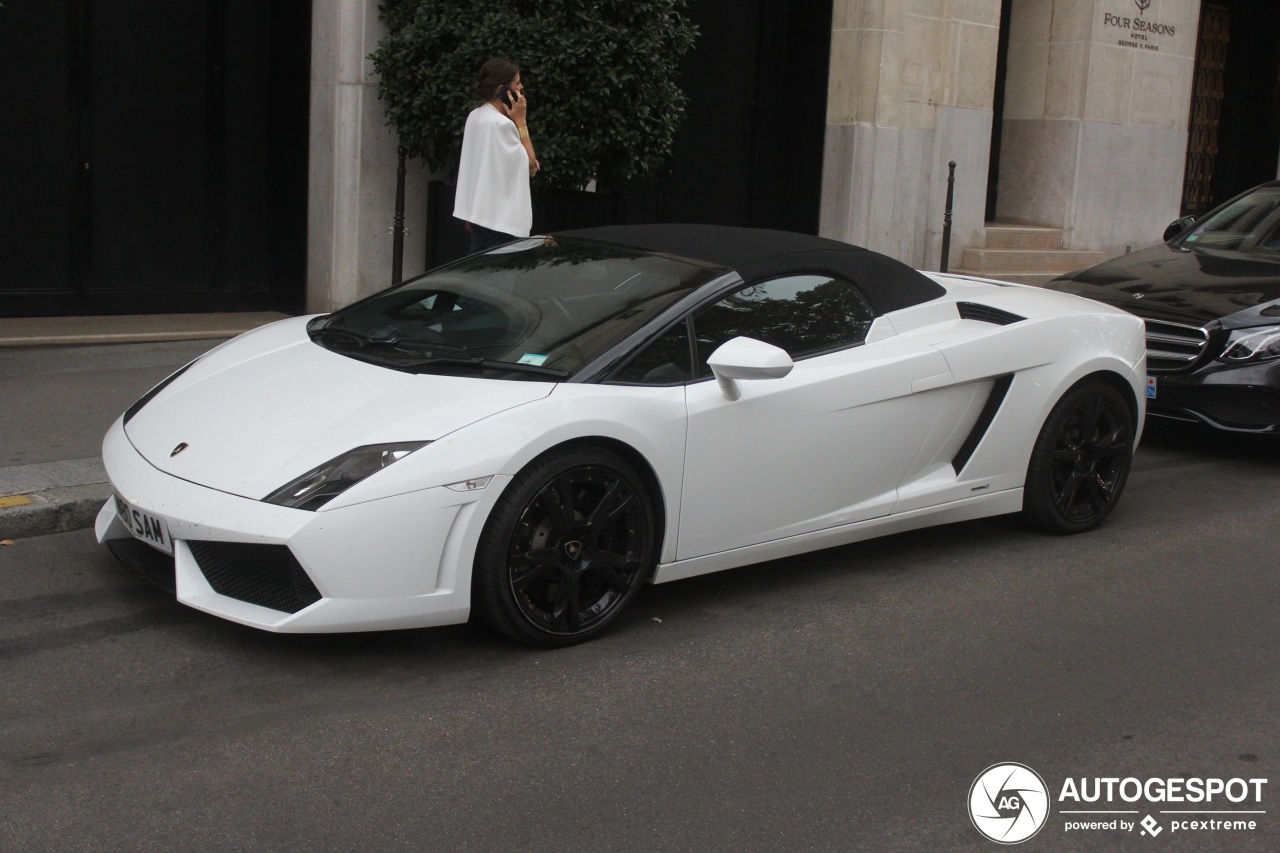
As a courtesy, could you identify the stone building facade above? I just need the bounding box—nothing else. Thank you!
[993,0,1197,254]
[309,0,1280,310]
[819,0,1279,276]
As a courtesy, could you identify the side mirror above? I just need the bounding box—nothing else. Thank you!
[1163,215,1196,243]
[706,336,793,401]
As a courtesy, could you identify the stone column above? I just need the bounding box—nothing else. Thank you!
[820,0,1001,270]
[996,0,1200,255]
[308,0,429,314]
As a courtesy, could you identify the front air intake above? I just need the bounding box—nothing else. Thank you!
[188,541,321,613]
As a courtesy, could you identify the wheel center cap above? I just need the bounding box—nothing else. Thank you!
[564,539,587,561]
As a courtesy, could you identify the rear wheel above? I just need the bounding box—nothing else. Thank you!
[1023,380,1134,534]
[472,447,656,647]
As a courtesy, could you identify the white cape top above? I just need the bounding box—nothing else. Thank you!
[453,104,532,238]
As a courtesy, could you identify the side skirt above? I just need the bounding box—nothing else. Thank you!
[651,488,1023,584]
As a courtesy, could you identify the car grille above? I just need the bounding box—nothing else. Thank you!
[1144,319,1210,373]
[187,541,322,613]
[1179,387,1280,428]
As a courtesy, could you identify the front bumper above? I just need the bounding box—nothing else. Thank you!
[1148,359,1280,434]
[96,417,506,632]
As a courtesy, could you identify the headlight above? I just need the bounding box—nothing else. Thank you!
[1218,327,1280,364]
[263,442,430,511]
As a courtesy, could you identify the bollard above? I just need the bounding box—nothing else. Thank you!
[392,145,407,284]
[940,161,956,273]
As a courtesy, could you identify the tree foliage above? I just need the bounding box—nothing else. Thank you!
[372,0,698,191]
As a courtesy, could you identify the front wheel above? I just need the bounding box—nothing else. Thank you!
[1022,380,1134,534]
[472,446,657,647]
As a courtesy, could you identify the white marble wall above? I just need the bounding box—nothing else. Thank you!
[997,0,1200,254]
[308,0,429,314]
[820,0,1001,270]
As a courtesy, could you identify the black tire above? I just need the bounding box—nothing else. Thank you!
[472,446,657,647]
[1022,380,1134,534]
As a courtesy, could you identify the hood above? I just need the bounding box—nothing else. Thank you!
[1051,243,1280,328]
[123,317,555,499]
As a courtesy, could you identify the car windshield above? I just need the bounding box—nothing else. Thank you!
[310,237,721,378]
[1181,186,1280,254]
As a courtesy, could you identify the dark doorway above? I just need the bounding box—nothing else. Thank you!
[1182,0,1280,214]
[620,0,832,233]
[0,1,310,318]
[985,0,1014,222]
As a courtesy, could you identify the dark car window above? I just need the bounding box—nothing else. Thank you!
[308,238,721,378]
[610,321,694,385]
[1183,187,1280,254]
[692,275,876,369]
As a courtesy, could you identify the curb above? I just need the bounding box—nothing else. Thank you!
[0,484,111,540]
[0,458,111,540]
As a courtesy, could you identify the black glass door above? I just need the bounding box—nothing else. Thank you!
[0,0,309,317]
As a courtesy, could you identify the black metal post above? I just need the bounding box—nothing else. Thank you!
[940,160,956,273]
[392,145,407,284]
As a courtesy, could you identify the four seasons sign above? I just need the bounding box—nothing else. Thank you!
[1102,0,1178,51]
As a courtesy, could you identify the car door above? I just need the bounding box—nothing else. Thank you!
[673,275,952,560]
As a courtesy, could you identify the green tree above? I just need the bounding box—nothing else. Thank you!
[372,0,698,191]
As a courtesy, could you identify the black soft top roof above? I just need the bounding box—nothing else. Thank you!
[556,223,945,314]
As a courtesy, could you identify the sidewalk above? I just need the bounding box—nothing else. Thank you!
[0,312,290,540]
[0,311,288,348]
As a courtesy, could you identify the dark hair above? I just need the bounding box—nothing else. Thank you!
[476,57,519,101]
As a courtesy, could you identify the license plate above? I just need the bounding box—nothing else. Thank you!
[1146,376,1157,399]
[114,493,174,555]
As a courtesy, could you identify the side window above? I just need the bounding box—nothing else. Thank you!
[609,320,694,385]
[692,274,875,368]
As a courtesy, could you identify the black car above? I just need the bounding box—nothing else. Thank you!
[1048,180,1280,434]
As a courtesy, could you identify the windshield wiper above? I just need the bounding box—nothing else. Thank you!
[311,324,466,353]
[312,324,558,375]
[402,356,568,378]
[310,325,374,346]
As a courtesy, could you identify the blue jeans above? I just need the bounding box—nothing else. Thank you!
[468,222,520,254]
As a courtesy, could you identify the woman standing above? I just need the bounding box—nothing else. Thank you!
[454,58,541,254]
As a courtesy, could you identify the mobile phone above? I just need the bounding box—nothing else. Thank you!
[497,85,514,108]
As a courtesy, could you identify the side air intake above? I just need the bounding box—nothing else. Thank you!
[952,375,1014,473]
[957,302,1026,326]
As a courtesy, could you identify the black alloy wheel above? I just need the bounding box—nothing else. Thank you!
[1023,380,1134,534]
[473,446,656,646]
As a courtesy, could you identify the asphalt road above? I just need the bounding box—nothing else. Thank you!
[2,418,1278,851]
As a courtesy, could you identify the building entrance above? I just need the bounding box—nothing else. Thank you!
[1182,0,1280,215]
[0,1,310,318]
[621,0,832,234]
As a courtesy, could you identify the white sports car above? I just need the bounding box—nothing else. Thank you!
[98,225,1145,646]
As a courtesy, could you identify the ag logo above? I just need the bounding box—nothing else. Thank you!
[969,763,1050,844]
[1135,0,1151,12]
